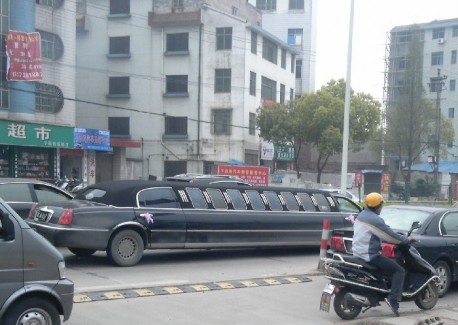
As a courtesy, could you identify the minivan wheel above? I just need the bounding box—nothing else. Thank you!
[3,297,60,325]
[68,247,97,257]
[107,229,144,267]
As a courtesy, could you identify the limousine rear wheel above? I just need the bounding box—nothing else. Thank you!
[107,229,144,267]
[3,297,60,325]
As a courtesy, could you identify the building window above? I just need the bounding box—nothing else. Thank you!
[250,71,256,96]
[36,0,63,9]
[110,0,130,15]
[262,38,277,64]
[166,75,188,94]
[431,52,443,66]
[216,27,232,50]
[453,26,458,37]
[256,0,276,10]
[37,30,63,61]
[289,0,304,10]
[449,107,454,118]
[281,49,286,69]
[280,84,285,104]
[109,36,130,56]
[108,76,129,96]
[215,69,231,93]
[261,76,276,102]
[288,29,303,46]
[172,0,183,9]
[35,83,64,113]
[232,6,238,16]
[290,88,294,101]
[249,112,256,135]
[165,116,187,136]
[108,117,130,137]
[213,109,232,135]
[432,28,445,40]
[452,50,457,64]
[291,55,295,73]
[450,79,456,91]
[296,59,302,78]
[166,33,189,53]
[251,31,257,54]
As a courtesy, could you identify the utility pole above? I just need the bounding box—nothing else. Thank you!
[428,68,447,190]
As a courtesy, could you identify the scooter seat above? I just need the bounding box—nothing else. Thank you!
[342,255,379,271]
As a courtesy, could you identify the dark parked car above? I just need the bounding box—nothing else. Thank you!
[328,205,458,297]
[27,180,361,266]
[0,178,73,219]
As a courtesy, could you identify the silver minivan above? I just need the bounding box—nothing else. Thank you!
[0,198,73,324]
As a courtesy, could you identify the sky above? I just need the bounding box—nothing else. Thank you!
[315,0,458,102]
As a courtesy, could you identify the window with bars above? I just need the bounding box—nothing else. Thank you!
[109,36,130,56]
[35,83,64,113]
[213,109,232,135]
[256,0,276,10]
[262,38,277,64]
[289,0,304,10]
[216,27,232,50]
[108,76,130,96]
[165,116,188,136]
[166,75,188,94]
[215,69,231,93]
[166,33,189,52]
[108,117,130,137]
[37,30,63,61]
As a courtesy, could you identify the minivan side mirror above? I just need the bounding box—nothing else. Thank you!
[0,210,15,241]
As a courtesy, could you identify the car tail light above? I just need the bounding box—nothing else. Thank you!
[28,203,38,219]
[330,236,346,252]
[381,242,396,258]
[58,209,73,225]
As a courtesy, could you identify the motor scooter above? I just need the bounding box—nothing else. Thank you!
[320,222,440,320]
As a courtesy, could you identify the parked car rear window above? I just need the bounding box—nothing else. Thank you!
[0,183,33,202]
[263,191,283,211]
[34,184,71,202]
[296,193,316,211]
[280,192,299,211]
[206,188,227,209]
[137,188,178,208]
[185,187,208,209]
[245,190,265,210]
[226,189,247,210]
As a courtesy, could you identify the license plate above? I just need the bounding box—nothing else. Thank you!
[320,283,335,312]
[34,210,51,222]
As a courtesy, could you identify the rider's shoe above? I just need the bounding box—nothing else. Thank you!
[384,297,400,317]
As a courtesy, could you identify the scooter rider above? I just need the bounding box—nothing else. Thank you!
[352,192,413,317]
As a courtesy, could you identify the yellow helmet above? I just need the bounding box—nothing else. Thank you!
[365,192,384,208]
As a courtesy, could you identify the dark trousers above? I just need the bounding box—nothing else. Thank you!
[371,254,406,302]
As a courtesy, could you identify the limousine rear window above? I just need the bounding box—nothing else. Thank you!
[245,190,265,210]
[137,188,178,208]
[280,192,299,211]
[206,188,228,210]
[226,189,247,210]
[263,191,283,211]
[296,193,316,211]
[313,193,331,212]
[185,187,208,209]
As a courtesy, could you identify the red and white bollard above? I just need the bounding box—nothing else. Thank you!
[317,219,330,271]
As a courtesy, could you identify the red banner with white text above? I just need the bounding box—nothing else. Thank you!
[6,30,42,81]
[217,165,270,186]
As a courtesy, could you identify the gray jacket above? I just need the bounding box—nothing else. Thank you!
[352,208,409,262]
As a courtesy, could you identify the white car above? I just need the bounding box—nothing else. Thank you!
[323,189,360,204]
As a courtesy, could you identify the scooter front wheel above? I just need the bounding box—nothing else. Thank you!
[414,282,439,310]
[333,288,363,320]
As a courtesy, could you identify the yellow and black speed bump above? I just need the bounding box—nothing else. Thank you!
[74,274,311,303]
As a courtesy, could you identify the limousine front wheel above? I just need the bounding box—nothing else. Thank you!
[107,229,144,267]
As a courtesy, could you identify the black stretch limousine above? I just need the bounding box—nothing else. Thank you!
[27,180,361,266]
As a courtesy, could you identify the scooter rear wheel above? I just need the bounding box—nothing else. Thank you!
[414,282,439,310]
[333,289,363,320]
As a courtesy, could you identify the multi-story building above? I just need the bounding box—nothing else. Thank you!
[0,0,109,184]
[76,0,298,181]
[248,0,317,95]
[384,18,458,167]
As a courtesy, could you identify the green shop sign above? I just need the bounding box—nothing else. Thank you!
[0,120,74,148]
[275,144,294,161]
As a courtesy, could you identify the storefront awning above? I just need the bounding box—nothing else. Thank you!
[110,138,142,148]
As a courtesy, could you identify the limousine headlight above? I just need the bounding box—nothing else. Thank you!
[58,260,67,279]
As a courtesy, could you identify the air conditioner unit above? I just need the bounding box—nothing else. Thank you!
[438,38,445,45]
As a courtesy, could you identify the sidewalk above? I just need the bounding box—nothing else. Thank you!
[338,307,458,325]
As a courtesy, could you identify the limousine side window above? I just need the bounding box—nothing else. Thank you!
[185,188,208,209]
[245,190,266,210]
[296,193,316,211]
[206,188,228,209]
[226,189,247,210]
[263,191,283,211]
[280,192,299,211]
[137,188,179,208]
[313,193,331,212]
